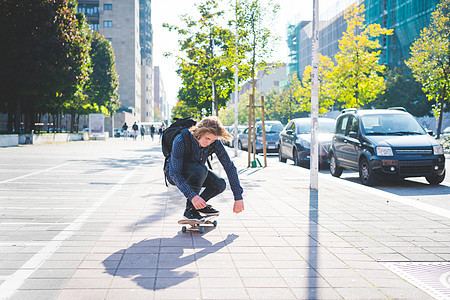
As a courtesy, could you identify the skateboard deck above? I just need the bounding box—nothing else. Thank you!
[178,216,218,233]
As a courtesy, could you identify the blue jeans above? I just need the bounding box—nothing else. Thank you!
[167,162,226,210]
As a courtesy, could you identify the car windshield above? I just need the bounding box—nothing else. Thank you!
[257,123,283,134]
[361,114,426,135]
[296,120,335,134]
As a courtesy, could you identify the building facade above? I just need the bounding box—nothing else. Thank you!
[365,0,440,66]
[287,0,439,78]
[77,0,154,124]
[153,66,169,123]
[140,0,154,122]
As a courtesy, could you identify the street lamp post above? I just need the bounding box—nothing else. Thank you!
[310,0,319,190]
[234,0,239,157]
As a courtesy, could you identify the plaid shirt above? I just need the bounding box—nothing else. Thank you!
[168,132,243,201]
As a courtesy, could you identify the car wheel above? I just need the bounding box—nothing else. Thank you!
[425,170,445,185]
[278,146,287,162]
[329,153,343,177]
[359,157,376,186]
[293,148,300,166]
[238,141,243,150]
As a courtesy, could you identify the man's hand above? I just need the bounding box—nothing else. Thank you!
[233,200,244,214]
[191,195,207,210]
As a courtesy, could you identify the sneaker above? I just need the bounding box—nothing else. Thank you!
[183,208,205,221]
[198,204,220,216]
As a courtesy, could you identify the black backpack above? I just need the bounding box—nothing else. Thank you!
[162,117,215,186]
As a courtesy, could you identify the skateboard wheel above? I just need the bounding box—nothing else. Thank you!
[200,227,204,233]
[182,226,187,233]
[213,220,217,227]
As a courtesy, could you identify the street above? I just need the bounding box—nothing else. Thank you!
[264,153,450,211]
[0,139,449,300]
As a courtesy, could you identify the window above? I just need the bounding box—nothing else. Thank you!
[104,4,112,10]
[90,23,99,31]
[285,121,294,131]
[103,20,113,28]
[347,117,359,135]
[336,116,349,135]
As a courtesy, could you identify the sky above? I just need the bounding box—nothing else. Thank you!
[151,0,339,108]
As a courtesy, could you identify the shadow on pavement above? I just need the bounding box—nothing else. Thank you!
[308,190,319,300]
[102,233,239,290]
[328,170,450,197]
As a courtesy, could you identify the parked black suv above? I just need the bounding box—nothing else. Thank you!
[329,108,446,186]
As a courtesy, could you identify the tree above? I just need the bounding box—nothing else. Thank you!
[371,65,432,116]
[85,30,120,124]
[406,0,450,138]
[236,0,280,118]
[298,54,335,115]
[218,90,260,125]
[329,4,393,109]
[236,0,279,90]
[171,100,198,120]
[164,0,246,116]
[0,0,91,133]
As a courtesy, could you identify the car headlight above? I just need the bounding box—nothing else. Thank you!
[433,145,444,155]
[376,146,393,156]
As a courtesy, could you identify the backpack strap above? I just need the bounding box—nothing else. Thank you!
[180,128,192,159]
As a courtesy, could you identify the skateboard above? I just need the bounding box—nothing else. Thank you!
[178,216,218,233]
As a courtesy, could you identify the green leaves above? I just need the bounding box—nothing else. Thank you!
[329,4,392,109]
[168,0,246,116]
[406,0,450,137]
[86,30,119,116]
[0,0,119,132]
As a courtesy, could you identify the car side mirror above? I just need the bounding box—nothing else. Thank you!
[286,130,294,135]
[348,132,358,139]
[427,130,433,136]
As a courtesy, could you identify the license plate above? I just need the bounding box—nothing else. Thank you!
[268,145,276,149]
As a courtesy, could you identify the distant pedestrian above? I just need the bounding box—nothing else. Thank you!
[150,125,156,141]
[132,122,139,140]
[122,122,128,140]
[140,125,145,140]
[159,122,166,143]
[158,127,163,143]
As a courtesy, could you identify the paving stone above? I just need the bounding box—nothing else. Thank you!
[1,139,448,300]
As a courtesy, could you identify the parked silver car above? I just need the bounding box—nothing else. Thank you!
[237,121,283,153]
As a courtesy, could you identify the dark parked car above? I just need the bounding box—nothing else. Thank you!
[238,121,283,153]
[278,118,336,167]
[329,108,446,186]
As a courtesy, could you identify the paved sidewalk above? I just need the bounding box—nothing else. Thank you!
[1,139,449,299]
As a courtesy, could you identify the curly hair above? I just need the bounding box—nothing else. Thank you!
[189,116,233,142]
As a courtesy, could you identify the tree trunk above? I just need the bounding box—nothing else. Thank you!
[71,110,75,133]
[29,100,36,133]
[76,114,80,132]
[37,113,41,133]
[437,97,445,139]
[7,109,13,132]
[14,100,20,133]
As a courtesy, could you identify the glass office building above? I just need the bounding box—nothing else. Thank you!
[287,0,440,78]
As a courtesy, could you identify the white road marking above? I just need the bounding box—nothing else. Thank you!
[0,162,72,184]
[320,173,450,219]
[0,166,139,300]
